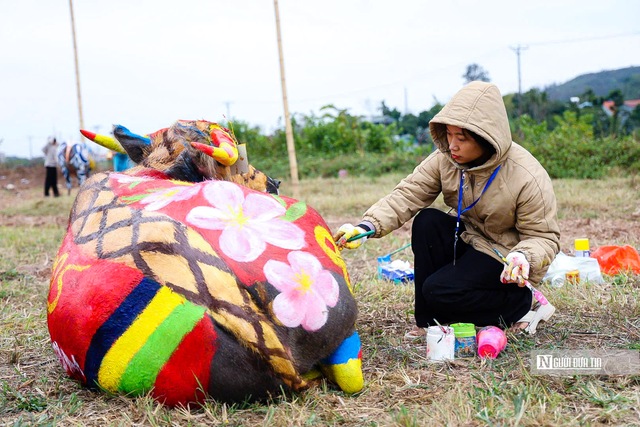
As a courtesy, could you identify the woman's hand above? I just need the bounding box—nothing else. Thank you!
[500,252,529,287]
[333,224,369,250]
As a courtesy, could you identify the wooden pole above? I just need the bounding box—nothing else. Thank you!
[69,0,84,130]
[273,0,300,198]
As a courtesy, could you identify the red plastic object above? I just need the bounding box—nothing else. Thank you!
[591,245,640,275]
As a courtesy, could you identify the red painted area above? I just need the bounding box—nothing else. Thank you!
[147,127,169,141]
[152,315,217,406]
[47,233,143,381]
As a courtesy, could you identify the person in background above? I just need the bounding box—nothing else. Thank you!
[334,81,560,339]
[42,136,60,197]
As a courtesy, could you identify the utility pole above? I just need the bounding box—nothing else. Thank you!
[404,87,408,115]
[273,0,300,198]
[224,101,233,122]
[510,44,528,115]
[69,0,85,130]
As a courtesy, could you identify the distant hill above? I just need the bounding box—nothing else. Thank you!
[544,66,640,102]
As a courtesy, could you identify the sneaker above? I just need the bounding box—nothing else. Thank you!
[511,302,556,335]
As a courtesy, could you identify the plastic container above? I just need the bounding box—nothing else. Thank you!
[574,238,590,258]
[426,326,455,362]
[377,255,391,280]
[476,326,507,359]
[451,323,477,358]
[565,269,580,284]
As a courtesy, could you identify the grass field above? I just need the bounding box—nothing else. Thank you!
[1,169,639,426]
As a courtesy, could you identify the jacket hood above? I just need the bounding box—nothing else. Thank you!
[429,81,512,171]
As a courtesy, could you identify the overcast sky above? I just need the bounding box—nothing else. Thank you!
[1,0,639,159]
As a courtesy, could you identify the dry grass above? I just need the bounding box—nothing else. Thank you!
[1,170,639,426]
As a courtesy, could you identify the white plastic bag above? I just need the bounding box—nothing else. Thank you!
[542,252,604,287]
[379,259,414,283]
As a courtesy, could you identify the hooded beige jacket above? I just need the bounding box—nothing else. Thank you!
[361,81,560,284]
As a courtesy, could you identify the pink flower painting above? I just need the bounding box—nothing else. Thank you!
[186,181,305,262]
[138,184,201,211]
[265,251,339,331]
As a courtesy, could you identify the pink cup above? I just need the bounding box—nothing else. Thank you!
[476,326,507,359]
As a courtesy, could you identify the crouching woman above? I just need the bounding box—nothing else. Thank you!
[335,81,560,338]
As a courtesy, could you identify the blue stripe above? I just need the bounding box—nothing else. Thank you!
[322,331,361,365]
[84,278,160,387]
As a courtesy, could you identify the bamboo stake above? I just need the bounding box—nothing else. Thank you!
[273,0,300,198]
[68,0,84,130]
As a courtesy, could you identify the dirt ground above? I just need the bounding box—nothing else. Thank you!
[1,165,639,254]
[0,166,69,229]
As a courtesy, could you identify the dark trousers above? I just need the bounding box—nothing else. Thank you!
[44,166,60,197]
[411,208,531,328]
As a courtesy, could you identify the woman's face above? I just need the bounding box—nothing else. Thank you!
[446,125,485,165]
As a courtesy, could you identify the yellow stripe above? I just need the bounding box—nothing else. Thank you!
[97,287,183,392]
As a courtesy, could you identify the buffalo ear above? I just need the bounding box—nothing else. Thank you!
[113,125,151,164]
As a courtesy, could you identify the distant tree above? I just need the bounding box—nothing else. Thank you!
[607,89,625,107]
[628,106,640,137]
[414,103,444,146]
[580,88,597,104]
[462,63,490,84]
[417,102,444,128]
[606,89,625,136]
[508,88,567,128]
[399,113,418,136]
[380,101,402,122]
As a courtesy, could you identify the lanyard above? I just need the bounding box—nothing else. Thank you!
[453,165,501,264]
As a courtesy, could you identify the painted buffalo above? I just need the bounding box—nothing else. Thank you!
[57,141,93,195]
[47,120,363,406]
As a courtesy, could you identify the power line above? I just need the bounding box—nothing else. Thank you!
[524,31,640,47]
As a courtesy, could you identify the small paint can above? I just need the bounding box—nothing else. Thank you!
[426,326,455,362]
[451,323,477,358]
[565,270,580,284]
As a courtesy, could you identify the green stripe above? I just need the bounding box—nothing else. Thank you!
[118,301,206,395]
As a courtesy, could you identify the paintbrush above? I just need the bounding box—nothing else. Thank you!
[493,248,549,305]
[432,318,449,334]
[346,230,374,242]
